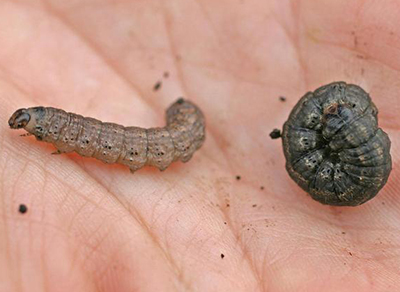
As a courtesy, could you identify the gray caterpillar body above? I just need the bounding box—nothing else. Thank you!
[8,98,206,173]
[282,82,392,206]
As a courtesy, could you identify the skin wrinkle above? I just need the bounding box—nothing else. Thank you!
[122,206,195,291]
[308,36,400,75]
[80,221,117,271]
[0,149,15,290]
[289,0,309,90]
[271,8,308,91]
[41,0,159,113]
[66,208,122,280]
[160,5,191,100]
[2,145,114,215]
[217,199,264,289]
[189,0,243,68]
[161,1,274,189]
[257,211,400,281]
[0,67,34,101]
[38,169,49,292]
[66,157,193,290]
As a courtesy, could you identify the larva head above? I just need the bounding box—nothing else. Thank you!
[8,108,31,129]
[9,107,45,133]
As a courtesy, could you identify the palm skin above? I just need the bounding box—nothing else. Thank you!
[0,0,399,291]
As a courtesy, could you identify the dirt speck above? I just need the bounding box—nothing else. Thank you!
[279,96,286,102]
[269,129,281,139]
[351,31,358,47]
[19,204,28,214]
[236,175,241,181]
[153,81,162,91]
[221,253,225,259]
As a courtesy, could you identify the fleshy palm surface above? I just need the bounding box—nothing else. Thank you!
[0,0,399,291]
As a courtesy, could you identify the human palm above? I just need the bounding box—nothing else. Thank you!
[1,0,399,291]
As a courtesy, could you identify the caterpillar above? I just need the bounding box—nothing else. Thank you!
[281,82,392,206]
[8,98,206,173]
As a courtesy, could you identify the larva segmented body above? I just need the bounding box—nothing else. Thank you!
[282,82,392,206]
[8,98,205,173]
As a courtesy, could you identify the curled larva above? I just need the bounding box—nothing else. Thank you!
[282,82,392,206]
[8,98,205,173]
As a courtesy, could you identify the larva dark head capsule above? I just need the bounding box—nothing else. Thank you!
[8,108,31,129]
[281,82,392,207]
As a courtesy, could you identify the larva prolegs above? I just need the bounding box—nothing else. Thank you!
[92,122,125,164]
[8,98,206,173]
[120,127,147,173]
[146,128,175,171]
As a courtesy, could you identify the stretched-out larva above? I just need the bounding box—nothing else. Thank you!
[8,98,206,173]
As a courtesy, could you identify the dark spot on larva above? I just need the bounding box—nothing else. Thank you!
[260,186,264,190]
[224,222,227,225]
[163,71,170,78]
[281,82,392,206]
[19,204,28,214]
[252,204,257,207]
[236,175,241,181]
[226,203,230,207]
[348,251,353,256]
[177,98,184,104]
[154,81,162,91]
[279,96,286,102]
[342,231,346,235]
[220,253,225,259]
[269,129,281,139]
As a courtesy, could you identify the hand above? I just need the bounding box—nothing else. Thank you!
[0,1,399,291]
